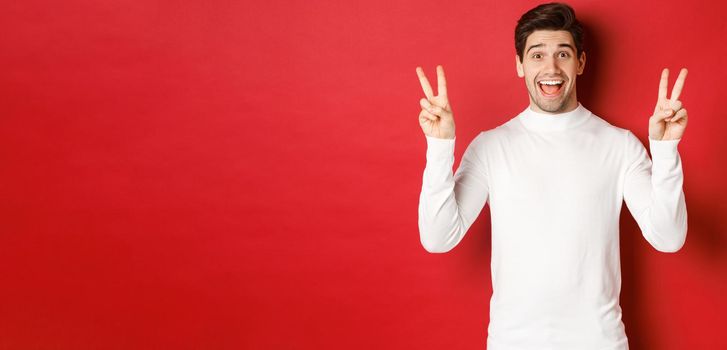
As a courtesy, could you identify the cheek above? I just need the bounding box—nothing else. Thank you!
[563,61,579,73]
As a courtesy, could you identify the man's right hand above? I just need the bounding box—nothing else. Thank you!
[416,65,455,140]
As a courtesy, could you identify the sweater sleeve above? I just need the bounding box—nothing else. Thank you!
[418,134,489,253]
[622,131,688,253]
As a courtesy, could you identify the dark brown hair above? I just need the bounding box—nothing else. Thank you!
[515,2,584,63]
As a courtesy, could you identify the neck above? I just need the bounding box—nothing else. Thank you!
[517,101,591,132]
[528,92,579,115]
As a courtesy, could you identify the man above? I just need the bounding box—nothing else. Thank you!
[415,2,688,349]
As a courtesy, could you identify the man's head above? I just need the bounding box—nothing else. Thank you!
[514,3,586,114]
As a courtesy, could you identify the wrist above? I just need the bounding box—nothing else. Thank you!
[649,136,681,159]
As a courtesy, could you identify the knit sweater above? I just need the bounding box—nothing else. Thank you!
[418,102,687,350]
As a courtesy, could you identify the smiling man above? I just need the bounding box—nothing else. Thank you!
[415,2,688,350]
[517,29,584,114]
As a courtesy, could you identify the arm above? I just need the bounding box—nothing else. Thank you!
[623,131,687,253]
[418,135,489,253]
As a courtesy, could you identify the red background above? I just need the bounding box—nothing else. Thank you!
[1,0,725,348]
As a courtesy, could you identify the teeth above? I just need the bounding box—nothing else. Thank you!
[539,80,563,85]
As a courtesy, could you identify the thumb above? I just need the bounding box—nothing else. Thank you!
[429,103,453,120]
[653,108,673,123]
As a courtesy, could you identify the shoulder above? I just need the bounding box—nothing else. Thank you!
[468,124,510,152]
[585,112,646,147]
[582,113,650,169]
[588,113,648,160]
[472,116,522,143]
[586,112,631,137]
[456,121,512,164]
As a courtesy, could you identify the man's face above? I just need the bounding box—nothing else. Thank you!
[516,30,586,114]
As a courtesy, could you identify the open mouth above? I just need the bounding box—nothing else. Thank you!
[537,79,564,98]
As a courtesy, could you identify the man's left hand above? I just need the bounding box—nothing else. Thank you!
[649,68,688,141]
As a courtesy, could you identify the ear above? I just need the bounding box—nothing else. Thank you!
[577,51,586,75]
[516,54,524,77]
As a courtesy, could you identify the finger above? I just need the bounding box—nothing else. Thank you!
[416,67,434,100]
[658,68,669,100]
[436,65,447,98]
[656,109,672,123]
[420,98,440,116]
[668,99,683,113]
[431,104,452,120]
[419,109,438,122]
[421,97,449,116]
[656,106,677,123]
[427,103,445,117]
[420,98,432,110]
[668,108,687,123]
[657,99,683,121]
[670,68,688,101]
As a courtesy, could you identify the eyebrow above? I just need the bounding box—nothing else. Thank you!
[526,43,576,54]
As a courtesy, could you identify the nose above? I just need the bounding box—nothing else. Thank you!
[543,56,561,74]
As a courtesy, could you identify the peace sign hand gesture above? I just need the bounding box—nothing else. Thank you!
[416,65,455,139]
[649,68,688,141]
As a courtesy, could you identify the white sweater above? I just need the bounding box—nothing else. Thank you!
[418,102,687,350]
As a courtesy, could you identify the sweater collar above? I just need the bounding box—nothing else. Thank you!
[517,102,591,132]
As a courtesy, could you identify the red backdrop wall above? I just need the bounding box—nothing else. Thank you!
[1,0,725,348]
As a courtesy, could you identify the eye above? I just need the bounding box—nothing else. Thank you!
[532,53,542,59]
[558,51,570,58]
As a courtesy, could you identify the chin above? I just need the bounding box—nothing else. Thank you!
[531,97,564,113]
[538,101,567,113]
[536,92,573,113]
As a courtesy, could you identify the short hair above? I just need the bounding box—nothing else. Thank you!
[515,2,584,63]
